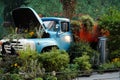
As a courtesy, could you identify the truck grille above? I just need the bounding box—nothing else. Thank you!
[4,41,23,53]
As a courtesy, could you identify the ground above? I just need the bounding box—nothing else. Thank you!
[73,71,120,80]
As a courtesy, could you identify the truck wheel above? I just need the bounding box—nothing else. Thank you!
[41,46,58,53]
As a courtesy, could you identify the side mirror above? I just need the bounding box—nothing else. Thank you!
[55,24,60,32]
[56,24,61,37]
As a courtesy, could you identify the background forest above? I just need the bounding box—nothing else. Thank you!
[0,0,120,22]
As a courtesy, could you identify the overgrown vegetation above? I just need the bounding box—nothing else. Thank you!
[98,7,120,60]
[38,48,69,72]
[0,0,120,79]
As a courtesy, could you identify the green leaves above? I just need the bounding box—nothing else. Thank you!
[38,48,69,72]
[99,7,120,52]
[73,53,92,70]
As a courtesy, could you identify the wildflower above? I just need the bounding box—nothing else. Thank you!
[112,58,120,62]
[14,63,18,67]
[29,31,34,36]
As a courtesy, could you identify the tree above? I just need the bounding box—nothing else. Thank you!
[60,0,77,19]
[2,0,28,21]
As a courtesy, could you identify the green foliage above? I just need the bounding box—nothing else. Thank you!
[99,7,120,52]
[99,57,120,71]
[0,1,4,24]
[2,0,28,21]
[110,49,120,60]
[68,42,99,67]
[18,47,39,61]
[99,62,115,71]
[0,25,7,39]
[44,74,57,80]
[0,74,23,80]
[57,64,78,80]
[0,55,22,74]
[70,20,80,33]
[114,61,120,68]
[34,77,43,80]
[18,48,45,79]
[73,53,92,71]
[99,61,120,71]
[79,15,95,30]
[99,7,120,32]
[70,20,80,41]
[76,0,120,18]
[27,0,63,17]
[20,59,44,80]
[38,48,69,72]
[1,0,120,22]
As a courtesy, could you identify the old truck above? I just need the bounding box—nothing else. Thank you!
[0,7,73,54]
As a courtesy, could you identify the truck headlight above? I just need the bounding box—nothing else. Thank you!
[62,36,72,43]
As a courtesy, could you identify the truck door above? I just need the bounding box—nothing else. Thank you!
[56,21,73,50]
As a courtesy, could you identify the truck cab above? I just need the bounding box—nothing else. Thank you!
[0,7,73,54]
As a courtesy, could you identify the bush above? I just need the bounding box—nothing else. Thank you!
[0,55,21,74]
[0,74,23,80]
[99,7,120,52]
[68,42,99,67]
[44,74,57,80]
[99,62,115,71]
[34,77,43,80]
[73,53,92,71]
[99,57,120,71]
[57,64,78,80]
[110,49,120,60]
[70,20,80,42]
[18,47,39,61]
[20,59,44,80]
[38,48,69,72]
[17,48,44,79]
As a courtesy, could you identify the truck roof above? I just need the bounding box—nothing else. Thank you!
[41,17,70,22]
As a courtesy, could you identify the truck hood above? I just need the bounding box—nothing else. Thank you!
[12,7,46,32]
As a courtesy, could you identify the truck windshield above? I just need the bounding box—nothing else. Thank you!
[43,21,58,31]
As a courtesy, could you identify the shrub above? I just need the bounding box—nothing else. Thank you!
[99,62,114,71]
[79,15,95,31]
[99,57,120,71]
[20,59,44,80]
[99,7,120,52]
[34,77,43,80]
[68,41,99,67]
[57,64,78,80]
[44,74,57,80]
[70,20,80,42]
[0,74,23,80]
[0,55,21,74]
[73,53,92,71]
[38,48,69,72]
[18,48,44,79]
[18,47,39,61]
[110,49,120,60]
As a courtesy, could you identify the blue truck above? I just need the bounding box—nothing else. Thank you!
[0,7,73,54]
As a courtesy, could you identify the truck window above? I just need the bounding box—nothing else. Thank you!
[61,22,69,32]
[43,21,58,31]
